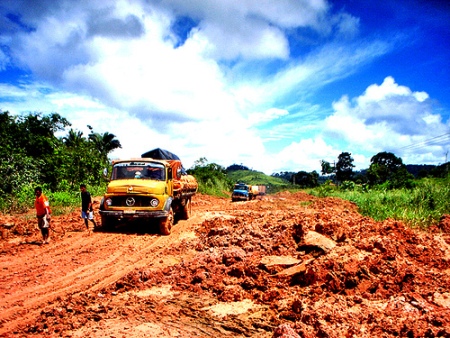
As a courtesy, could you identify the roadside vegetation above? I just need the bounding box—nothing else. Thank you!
[0,111,117,214]
[306,151,450,228]
[307,176,450,228]
[187,158,233,197]
[1,110,449,228]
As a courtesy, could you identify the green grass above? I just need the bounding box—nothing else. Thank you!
[1,184,107,215]
[307,177,450,228]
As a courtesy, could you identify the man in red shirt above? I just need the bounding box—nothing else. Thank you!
[34,187,51,244]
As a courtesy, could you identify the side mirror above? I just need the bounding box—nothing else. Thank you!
[103,168,110,182]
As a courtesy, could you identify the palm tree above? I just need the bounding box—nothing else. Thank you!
[63,129,84,147]
[88,131,122,159]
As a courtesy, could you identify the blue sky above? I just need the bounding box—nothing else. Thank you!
[0,0,449,174]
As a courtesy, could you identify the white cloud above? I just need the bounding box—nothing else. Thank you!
[2,0,371,132]
[323,77,449,167]
[357,76,429,107]
[248,108,289,125]
[1,0,448,176]
[332,12,360,39]
[158,0,331,60]
[272,137,340,173]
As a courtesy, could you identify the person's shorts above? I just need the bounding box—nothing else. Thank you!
[81,211,94,220]
[37,215,50,229]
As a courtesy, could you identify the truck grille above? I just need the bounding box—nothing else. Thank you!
[110,196,155,207]
[233,192,246,197]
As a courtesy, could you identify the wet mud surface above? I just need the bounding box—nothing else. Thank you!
[1,192,450,337]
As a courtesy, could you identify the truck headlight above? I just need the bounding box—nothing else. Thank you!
[150,198,159,207]
[105,198,112,206]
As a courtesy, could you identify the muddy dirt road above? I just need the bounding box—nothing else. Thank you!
[1,192,450,337]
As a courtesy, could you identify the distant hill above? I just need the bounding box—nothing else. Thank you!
[227,169,293,193]
[406,164,436,177]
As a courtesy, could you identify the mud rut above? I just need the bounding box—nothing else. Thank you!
[1,192,450,338]
[1,197,268,338]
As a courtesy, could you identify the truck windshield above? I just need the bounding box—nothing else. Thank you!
[111,162,165,181]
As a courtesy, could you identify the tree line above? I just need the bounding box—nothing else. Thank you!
[0,111,121,208]
[2,110,448,211]
[287,151,448,189]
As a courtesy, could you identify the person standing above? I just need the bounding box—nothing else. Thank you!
[80,184,97,230]
[34,187,51,244]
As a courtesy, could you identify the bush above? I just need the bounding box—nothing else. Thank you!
[307,176,450,228]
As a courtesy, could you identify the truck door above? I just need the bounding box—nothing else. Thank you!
[166,167,173,196]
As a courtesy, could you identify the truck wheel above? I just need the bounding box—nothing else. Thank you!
[160,207,173,235]
[181,198,191,220]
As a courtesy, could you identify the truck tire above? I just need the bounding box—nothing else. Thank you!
[159,207,173,235]
[181,198,192,220]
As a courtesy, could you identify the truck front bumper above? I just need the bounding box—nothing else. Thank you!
[99,210,169,219]
[232,195,249,201]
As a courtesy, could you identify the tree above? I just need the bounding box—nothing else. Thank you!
[0,112,72,190]
[320,160,334,175]
[292,171,319,188]
[367,151,414,188]
[188,158,233,195]
[88,127,122,162]
[226,164,250,171]
[368,152,404,185]
[60,129,105,187]
[271,171,294,181]
[335,152,354,182]
[16,112,70,158]
[0,110,122,201]
[63,129,84,147]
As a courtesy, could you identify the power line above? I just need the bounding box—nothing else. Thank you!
[396,132,450,152]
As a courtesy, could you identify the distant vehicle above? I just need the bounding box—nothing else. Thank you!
[99,149,198,235]
[231,183,266,202]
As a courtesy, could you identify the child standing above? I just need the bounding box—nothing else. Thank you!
[80,184,97,230]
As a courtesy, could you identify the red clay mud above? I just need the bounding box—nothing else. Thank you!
[1,192,449,337]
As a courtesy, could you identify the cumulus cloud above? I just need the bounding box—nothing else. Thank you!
[323,77,449,166]
[1,0,368,133]
[272,137,341,173]
[1,0,447,175]
[158,0,332,60]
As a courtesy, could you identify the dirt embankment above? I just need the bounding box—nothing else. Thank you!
[1,192,450,337]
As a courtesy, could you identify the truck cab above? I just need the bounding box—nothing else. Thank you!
[231,183,251,201]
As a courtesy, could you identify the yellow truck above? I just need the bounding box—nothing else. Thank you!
[99,149,198,235]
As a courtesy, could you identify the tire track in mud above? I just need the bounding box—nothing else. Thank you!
[0,216,201,336]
